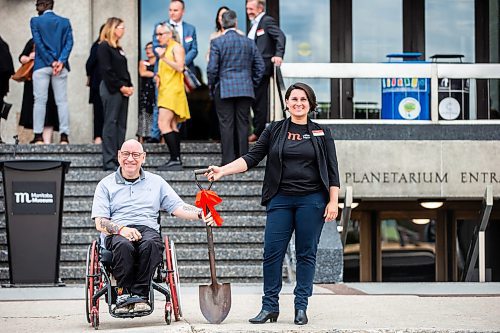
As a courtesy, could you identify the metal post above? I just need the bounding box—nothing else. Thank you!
[479,231,486,282]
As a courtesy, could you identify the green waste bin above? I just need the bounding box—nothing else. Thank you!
[1,160,70,285]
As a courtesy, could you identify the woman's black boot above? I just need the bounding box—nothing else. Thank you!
[294,309,308,325]
[248,309,279,324]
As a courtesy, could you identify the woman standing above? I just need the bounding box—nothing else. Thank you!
[206,83,340,325]
[18,38,60,144]
[85,25,105,144]
[97,17,133,171]
[136,41,156,143]
[154,23,190,171]
[0,35,14,143]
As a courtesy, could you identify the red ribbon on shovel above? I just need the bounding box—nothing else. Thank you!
[195,189,224,226]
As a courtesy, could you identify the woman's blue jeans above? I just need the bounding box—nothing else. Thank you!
[262,191,326,312]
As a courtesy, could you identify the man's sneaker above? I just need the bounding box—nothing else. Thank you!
[60,133,69,144]
[157,159,183,171]
[133,302,151,313]
[114,304,133,314]
[116,293,131,308]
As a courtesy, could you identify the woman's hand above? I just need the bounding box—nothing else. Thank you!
[206,166,223,182]
[323,201,338,222]
[119,226,142,242]
[155,47,165,58]
[154,74,160,89]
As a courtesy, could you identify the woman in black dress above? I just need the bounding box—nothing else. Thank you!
[86,26,105,144]
[136,41,156,142]
[0,35,14,143]
[18,38,59,143]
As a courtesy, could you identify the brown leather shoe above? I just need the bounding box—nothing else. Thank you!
[248,134,258,143]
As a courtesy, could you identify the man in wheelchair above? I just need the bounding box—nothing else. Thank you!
[91,139,214,315]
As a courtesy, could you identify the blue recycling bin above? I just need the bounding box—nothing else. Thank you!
[381,53,430,120]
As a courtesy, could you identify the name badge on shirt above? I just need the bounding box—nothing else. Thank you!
[184,36,193,43]
[119,49,126,56]
[312,129,325,137]
[256,29,265,37]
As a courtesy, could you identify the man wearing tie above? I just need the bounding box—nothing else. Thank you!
[207,10,265,165]
[168,0,198,72]
[149,0,198,142]
[246,0,286,143]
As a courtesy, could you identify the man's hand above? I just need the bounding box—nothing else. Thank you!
[52,61,64,76]
[119,226,142,242]
[120,86,134,97]
[271,56,283,66]
[202,210,216,227]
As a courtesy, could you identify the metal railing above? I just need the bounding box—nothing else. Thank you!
[462,185,493,282]
[339,186,353,249]
[272,62,500,122]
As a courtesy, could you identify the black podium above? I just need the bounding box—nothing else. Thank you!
[1,160,70,286]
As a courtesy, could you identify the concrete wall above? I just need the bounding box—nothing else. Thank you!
[336,140,500,199]
[0,0,138,144]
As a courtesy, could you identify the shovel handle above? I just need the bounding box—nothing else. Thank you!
[206,224,218,283]
[194,169,213,191]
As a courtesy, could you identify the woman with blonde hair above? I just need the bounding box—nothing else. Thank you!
[154,22,190,171]
[97,17,134,171]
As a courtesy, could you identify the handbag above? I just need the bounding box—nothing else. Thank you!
[11,60,34,82]
[183,66,201,93]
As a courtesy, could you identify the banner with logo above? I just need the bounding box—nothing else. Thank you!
[11,182,57,215]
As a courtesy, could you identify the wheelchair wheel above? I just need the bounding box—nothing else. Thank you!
[85,240,101,328]
[164,235,182,321]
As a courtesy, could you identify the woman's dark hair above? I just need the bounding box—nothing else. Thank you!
[215,6,230,32]
[285,82,317,111]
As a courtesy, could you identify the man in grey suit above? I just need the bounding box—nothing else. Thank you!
[207,10,265,165]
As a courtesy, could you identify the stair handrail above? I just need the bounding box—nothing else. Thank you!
[339,186,353,248]
[462,185,493,282]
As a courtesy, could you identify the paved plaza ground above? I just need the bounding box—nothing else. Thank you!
[1,283,499,332]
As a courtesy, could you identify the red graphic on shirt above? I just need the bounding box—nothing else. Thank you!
[287,132,302,141]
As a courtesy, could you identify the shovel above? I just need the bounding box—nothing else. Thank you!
[194,169,231,324]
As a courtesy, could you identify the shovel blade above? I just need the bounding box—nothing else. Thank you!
[199,282,231,324]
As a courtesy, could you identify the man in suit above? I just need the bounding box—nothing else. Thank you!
[207,10,265,165]
[246,0,286,142]
[168,0,198,72]
[149,0,198,143]
[30,0,73,144]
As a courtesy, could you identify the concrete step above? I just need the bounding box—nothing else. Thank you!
[0,142,269,284]
[0,196,265,214]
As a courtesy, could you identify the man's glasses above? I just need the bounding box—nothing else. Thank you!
[120,151,144,159]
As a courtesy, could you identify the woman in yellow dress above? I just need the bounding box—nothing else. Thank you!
[155,23,190,171]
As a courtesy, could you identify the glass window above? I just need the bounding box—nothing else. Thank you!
[380,219,436,282]
[140,0,246,83]
[280,1,330,110]
[352,0,403,116]
[425,0,474,62]
[425,0,475,118]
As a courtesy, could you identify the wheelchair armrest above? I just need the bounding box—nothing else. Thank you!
[100,248,113,266]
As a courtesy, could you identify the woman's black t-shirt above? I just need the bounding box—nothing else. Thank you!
[278,122,322,195]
